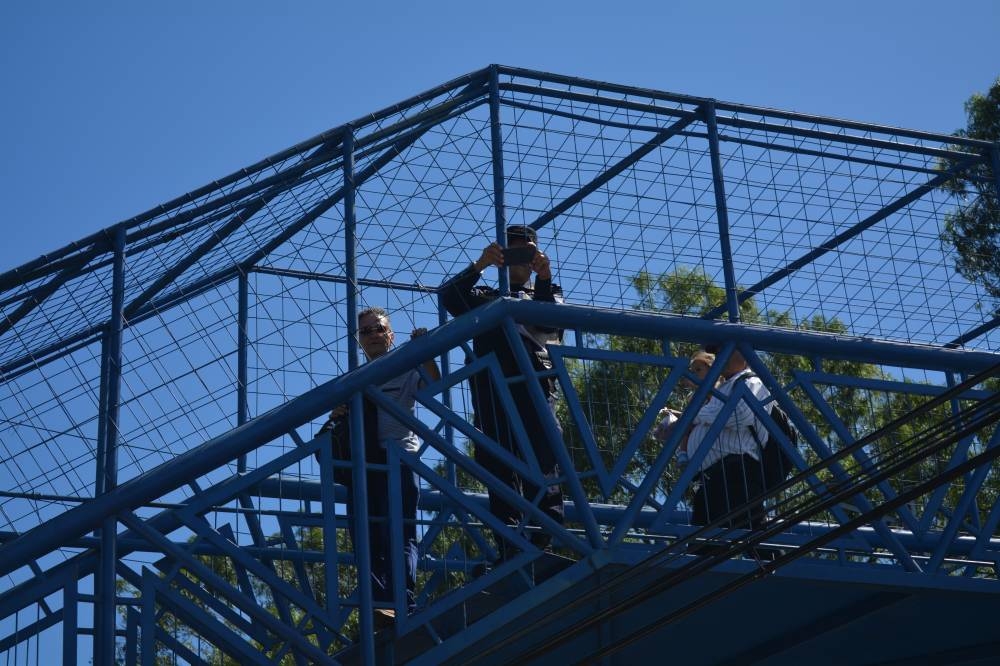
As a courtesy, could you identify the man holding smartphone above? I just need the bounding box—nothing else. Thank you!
[439,225,565,565]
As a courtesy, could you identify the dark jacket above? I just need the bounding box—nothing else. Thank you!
[439,264,564,396]
[314,396,381,484]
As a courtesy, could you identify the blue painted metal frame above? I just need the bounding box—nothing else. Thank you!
[926,424,1000,572]
[343,121,377,665]
[145,572,272,666]
[704,100,740,323]
[140,569,155,666]
[252,265,440,294]
[124,607,138,665]
[121,191,279,322]
[164,565,273,648]
[501,317,603,546]
[317,394,342,628]
[234,77,489,277]
[478,387,1000,665]
[215,523,262,612]
[95,222,126,666]
[547,344,691,497]
[237,270,249,474]
[421,352,544,477]
[3,300,999,582]
[121,511,334,663]
[489,64,510,297]
[0,245,102,339]
[793,373,923,534]
[0,317,997,659]
[1,55,998,660]
[437,297,457,485]
[794,371,968,533]
[744,349,922,568]
[368,386,573,556]
[495,64,991,152]
[0,611,61,654]
[62,568,77,665]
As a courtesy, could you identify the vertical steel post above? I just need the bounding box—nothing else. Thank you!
[124,608,139,666]
[63,572,78,666]
[237,271,250,474]
[95,223,126,666]
[318,410,340,619]
[344,125,376,662]
[489,64,510,296]
[438,297,457,484]
[141,569,156,666]
[386,440,406,617]
[704,101,740,322]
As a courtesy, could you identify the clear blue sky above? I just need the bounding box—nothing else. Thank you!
[2,0,998,274]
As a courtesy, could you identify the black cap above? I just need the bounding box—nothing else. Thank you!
[506,225,537,243]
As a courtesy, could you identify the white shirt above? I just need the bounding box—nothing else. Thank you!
[375,368,423,453]
[685,369,772,472]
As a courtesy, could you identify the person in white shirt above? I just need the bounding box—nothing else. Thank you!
[684,345,771,531]
[653,350,718,450]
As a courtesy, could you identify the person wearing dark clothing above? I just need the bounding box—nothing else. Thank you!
[317,307,439,623]
[439,225,565,561]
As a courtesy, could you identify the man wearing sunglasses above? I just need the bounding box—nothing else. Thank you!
[322,307,439,625]
[439,225,565,565]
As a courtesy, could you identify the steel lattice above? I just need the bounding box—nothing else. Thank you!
[1,65,999,665]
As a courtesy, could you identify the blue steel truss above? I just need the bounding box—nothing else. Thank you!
[1,64,1000,665]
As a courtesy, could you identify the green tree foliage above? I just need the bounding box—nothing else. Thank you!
[940,76,1000,304]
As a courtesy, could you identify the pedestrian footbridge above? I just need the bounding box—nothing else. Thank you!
[1,65,999,664]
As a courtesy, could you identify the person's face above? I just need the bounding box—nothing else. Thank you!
[689,358,711,381]
[680,357,711,389]
[506,236,534,285]
[358,314,393,359]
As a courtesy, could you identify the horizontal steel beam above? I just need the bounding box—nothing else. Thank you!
[251,265,439,294]
[495,64,994,150]
[510,299,1000,373]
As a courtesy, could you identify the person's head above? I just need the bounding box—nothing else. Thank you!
[505,225,538,285]
[703,343,747,378]
[358,307,393,360]
[679,350,715,389]
[688,351,715,381]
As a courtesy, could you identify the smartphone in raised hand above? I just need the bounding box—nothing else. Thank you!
[501,245,536,266]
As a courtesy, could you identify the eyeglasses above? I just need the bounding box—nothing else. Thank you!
[359,323,388,336]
